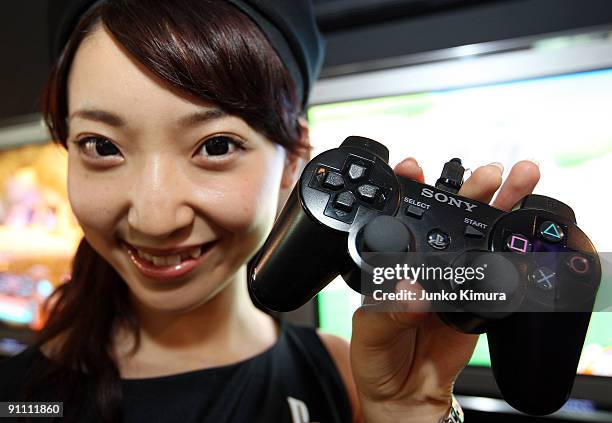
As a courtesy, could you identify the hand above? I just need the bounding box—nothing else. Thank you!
[350,158,540,423]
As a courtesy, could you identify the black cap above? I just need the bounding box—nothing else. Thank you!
[47,0,326,106]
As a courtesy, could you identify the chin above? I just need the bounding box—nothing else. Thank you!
[128,274,231,315]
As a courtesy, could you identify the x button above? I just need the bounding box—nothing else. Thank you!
[530,266,556,291]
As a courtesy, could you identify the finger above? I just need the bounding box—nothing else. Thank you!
[394,157,425,183]
[458,163,504,203]
[354,280,430,348]
[492,160,540,211]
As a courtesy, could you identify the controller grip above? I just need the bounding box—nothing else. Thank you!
[249,186,347,312]
[487,312,591,415]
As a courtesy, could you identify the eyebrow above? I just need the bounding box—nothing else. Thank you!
[68,108,228,128]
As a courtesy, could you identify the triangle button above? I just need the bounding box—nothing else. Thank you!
[539,220,564,243]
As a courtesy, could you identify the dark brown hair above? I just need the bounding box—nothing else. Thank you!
[28,0,307,421]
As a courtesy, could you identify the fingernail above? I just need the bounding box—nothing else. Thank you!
[526,158,540,167]
[400,157,420,167]
[488,162,504,173]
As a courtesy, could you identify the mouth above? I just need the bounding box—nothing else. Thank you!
[122,240,217,282]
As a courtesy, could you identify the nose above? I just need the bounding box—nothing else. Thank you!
[126,155,195,239]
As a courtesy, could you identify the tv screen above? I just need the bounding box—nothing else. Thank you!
[308,67,612,379]
[0,142,82,355]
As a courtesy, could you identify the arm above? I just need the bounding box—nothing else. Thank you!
[317,330,364,423]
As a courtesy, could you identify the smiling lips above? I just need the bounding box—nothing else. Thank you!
[134,244,203,266]
[123,241,216,281]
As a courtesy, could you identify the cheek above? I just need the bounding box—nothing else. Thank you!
[205,150,285,237]
[67,157,122,238]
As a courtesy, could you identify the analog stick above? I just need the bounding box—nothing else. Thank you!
[362,215,412,253]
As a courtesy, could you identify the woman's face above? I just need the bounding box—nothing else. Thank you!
[66,25,294,313]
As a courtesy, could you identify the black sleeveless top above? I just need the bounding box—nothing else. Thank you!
[0,321,352,423]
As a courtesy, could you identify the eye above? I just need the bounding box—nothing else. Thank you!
[196,135,245,160]
[74,136,122,160]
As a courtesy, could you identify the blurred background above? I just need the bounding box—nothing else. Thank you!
[1,1,612,421]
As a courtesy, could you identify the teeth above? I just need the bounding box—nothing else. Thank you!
[132,244,204,267]
[188,246,202,258]
[166,255,182,266]
[152,256,168,266]
[137,250,152,261]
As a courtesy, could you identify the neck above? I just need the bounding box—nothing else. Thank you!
[116,266,277,377]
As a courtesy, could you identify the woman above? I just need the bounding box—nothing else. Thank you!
[0,0,540,422]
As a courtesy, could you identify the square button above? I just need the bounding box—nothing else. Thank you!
[505,234,532,253]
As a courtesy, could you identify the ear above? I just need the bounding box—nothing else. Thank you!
[278,117,310,213]
[280,117,310,190]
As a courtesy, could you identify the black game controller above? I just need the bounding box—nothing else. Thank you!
[248,136,601,415]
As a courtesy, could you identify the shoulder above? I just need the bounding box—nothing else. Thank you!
[281,322,361,422]
[316,331,350,379]
[0,347,40,400]
[317,330,362,423]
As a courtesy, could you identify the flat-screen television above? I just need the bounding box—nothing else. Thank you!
[0,142,82,356]
[308,28,612,413]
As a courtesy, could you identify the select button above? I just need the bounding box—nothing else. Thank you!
[405,205,425,219]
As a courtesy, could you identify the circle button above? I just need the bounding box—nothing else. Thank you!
[567,254,590,275]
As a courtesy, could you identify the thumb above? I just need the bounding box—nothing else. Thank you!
[352,280,431,348]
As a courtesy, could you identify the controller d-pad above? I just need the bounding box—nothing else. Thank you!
[348,163,367,181]
[334,191,356,212]
[356,184,379,203]
[322,171,345,190]
[309,155,391,224]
